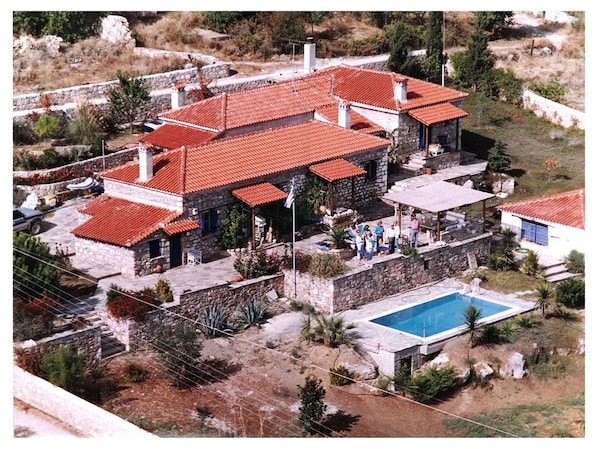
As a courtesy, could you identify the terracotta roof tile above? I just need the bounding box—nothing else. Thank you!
[499,189,585,229]
[103,120,389,194]
[159,77,336,131]
[309,158,367,182]
[163,219,200,235]
[139,123,219,150]
[232,182,289,207]
[72,196,182,246]
[408,102,469,126]
[304,65,468,111]
[315,103,385,134]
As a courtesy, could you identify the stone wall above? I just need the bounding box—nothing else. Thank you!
[16,325,102,365]
[522,89,585,129]
[284,234,492,313]
[100,274,285,350]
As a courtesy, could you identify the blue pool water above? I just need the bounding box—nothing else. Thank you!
[370,292,512,338]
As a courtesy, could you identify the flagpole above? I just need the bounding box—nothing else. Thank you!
[292,198,296,298]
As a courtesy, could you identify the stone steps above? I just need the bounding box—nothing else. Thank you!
[543,262,583,283]
[86,313,126,359]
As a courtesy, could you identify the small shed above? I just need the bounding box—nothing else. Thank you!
[382,181,495,241]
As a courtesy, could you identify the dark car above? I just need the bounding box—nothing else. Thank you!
[13,206,44,235]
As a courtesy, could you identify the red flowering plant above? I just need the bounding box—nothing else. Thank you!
[14,167,93,186]
[233,247,283,279]
[107,291,160,321]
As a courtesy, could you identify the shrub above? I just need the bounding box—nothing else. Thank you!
[520,250,540,276]
[107,291,158,321]
[300,313,355,347]
[233,248,283,279]
[529,80,566,104]
[555,278,585,309]
[14,347,42,376]
[40,345,87,396]
[283,249,312,273]
[154,324,203,388]
[409,365,460,404]
[329,365,353,386]
[123,362,149,383]
[106,283,128,304]
[308,252,347,278]
[155,277,174,303]
[564,250,584,275]
[13,296,56,341]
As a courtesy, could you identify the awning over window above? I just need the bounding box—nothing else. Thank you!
[408,103,469,126]
[163,219,200,235]
[309,158,367,182]
[231,182,289,208]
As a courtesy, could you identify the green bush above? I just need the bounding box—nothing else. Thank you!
[555,278,585,308]
[123,362,149,383]
[329,365,352,386]
[106,283,128,304]
[40,345,87,396]
[529,80,566,104]
[564,250,584,275]
[233,248,283,279]
[308,252,347,278]
[155,278,174,303]
[409,365,460,404]
[520,250,540,276]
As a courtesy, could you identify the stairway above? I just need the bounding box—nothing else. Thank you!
[86,313,126,359]
[543,262,582,283]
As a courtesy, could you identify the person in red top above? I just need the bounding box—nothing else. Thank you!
[409,213,419,248]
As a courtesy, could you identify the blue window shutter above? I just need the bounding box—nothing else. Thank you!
[535,223,548,245]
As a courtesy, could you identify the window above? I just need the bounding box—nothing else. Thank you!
[521,220,549,246]
[201,209,219,236]
[364,160,378,182]
[149,239,161,258]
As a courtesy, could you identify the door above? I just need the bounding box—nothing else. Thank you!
[169,234,182,267]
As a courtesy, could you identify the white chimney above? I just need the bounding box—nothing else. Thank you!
[394,78,408,102]
[338,100,351,129]
[171,82,186,109]
[304,37,316,74]
[138,145,153,182]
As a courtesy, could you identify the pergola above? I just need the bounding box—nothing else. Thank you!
[231,182,289,249]
[309,158,367,211]
[382,180,495,241]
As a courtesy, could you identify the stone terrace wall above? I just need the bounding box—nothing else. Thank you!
[285,234,492,313]
[522,89,585,129]
[100,274,285,350]
[16,325,102,365]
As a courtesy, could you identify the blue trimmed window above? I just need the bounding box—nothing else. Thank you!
[521,220,549,246]
[201,209,219,236]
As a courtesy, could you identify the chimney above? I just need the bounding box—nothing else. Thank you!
[138,145,153,182]
[171,82,186,109]
[338,100,351,129]
[394,78,408,102]
[304,37,316,74]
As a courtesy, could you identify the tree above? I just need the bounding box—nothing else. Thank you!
[387,21,424,77]
[473,12,514,39]
[13,233,61,301]
[13,11,105,42]
[298,375,327,434]
[424,11,444,83]
[301,11,331,34]
[543,156,561,182]
[462,304,483,347]
[107,70,151,134]
[535,282,554,317]
[33,114,58,147]
[66,100,102,155]
[40,345,87,395]
[487,140,510,173]
[154,323,204,388]
[217,203,248,250]
[453,22,494,91]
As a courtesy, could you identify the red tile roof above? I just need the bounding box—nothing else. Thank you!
[72,196,182,246]
[139,123,219,150]
[304,65,468,111]
[499,189,585,229]
[309,158,367,182]
[159,77,336,131]
[103,120,389,194]
[163,219,200,235]
[315,104,385,134]
[408,102,469,126]
[232,182,289,207]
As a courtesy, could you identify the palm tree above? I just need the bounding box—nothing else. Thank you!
[462,304,483,348]
[535,282,554,317]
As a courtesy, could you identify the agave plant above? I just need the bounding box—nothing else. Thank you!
[238,299,269,329]
[198,304,232,338]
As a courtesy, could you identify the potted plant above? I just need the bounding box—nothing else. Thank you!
[325,226,354,260]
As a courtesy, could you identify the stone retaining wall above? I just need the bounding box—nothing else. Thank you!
[284,234,492,313]
[522,89,585,129]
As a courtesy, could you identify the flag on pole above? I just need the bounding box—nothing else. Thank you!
[284,179,295,209]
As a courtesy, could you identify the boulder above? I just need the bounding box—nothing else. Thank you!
[100,15,135,47]
[502,352,528,379]
[474,361,494,379]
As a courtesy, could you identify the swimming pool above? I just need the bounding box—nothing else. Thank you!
[369,292,514,339]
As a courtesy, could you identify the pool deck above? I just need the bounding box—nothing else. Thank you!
[338,278,536,356]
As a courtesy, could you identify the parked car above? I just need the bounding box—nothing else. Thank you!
[13,206,44,235]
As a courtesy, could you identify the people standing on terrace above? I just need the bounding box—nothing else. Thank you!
[386,222,396,254]
[374,220,384,252]
[410,213,420,248]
